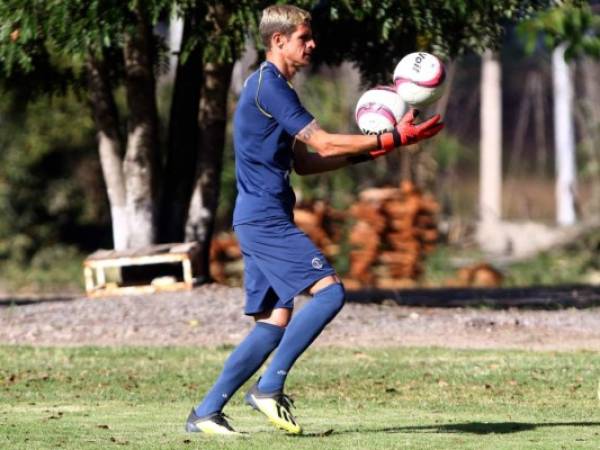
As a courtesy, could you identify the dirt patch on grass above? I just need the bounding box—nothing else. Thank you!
[1,284,600,351]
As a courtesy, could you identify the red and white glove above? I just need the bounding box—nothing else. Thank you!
[371,109,444,158]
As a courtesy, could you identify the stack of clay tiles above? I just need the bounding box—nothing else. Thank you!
[344,181,439,289]
[209,233,242,284]
[292,200,342,259]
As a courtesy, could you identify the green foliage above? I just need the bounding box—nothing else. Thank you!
[0,89,110,261]
[0,0,557,85]
[310,0,553,84]
[294,73,359,209]
[504,227,600,286]
[424,228,600,287]
[1,346,599,448]
[0,1,262,77]
[430,134,476,173]
[0,245,85,293]
[517,1,600,58]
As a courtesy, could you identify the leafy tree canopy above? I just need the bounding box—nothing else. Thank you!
[1,0,558,84]
[0,0,260,78]
[518,0,600,58]
[307,0,554,84]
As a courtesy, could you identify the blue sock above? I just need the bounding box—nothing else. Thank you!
[194,321,284,417]
[258,283,345,393]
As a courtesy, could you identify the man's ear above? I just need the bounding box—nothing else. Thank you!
[272,32,286,50]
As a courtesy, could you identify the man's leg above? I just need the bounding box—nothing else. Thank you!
[235,221,343,433]
[186,307,292,434]
[193,308,291,418]
[257,275,345,393]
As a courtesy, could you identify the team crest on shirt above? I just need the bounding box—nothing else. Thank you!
[311,257,324,270]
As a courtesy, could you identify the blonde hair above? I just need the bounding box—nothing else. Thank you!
[259,5,311,50]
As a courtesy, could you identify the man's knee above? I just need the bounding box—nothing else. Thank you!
[314,282,345,314]
[254,307,292,328]
[309,274,340,295]
[257,317,290,328]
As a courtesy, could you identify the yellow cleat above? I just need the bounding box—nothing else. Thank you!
[185,409,242,436]
[244,382,302,434]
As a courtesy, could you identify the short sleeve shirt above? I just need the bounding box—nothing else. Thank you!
[232,61,314,226]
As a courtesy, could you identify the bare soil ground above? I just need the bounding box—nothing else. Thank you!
[1,284,600,351]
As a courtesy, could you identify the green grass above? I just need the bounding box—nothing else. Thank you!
[1,346,599,449]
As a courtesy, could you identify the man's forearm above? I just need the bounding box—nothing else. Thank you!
[297,121,379,158]
[295,151,350,175]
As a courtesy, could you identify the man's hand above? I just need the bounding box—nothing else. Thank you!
[396,109,444,145]
[374,109,444,155]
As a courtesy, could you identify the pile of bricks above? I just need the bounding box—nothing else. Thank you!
[209,234,242,284]
[292,200,343,259]
[344,181,439,289]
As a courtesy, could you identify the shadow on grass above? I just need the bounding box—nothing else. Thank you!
[300,421,600,437]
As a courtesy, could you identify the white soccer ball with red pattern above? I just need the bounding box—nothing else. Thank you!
[393,52,446,107]
[354,86,407,135]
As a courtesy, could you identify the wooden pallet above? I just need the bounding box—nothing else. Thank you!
[83,242,200,297]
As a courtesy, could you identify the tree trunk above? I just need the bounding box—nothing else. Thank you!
[86,55,128,250]
[479,50,502,225]
[123,9,161,248]
[476,50,504,253]
[552,43,577,226]
[159,8,206,243]
[185,59,234,280]
[580,57,600,213]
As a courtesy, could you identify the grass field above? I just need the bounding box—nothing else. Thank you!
[1,346,599,449]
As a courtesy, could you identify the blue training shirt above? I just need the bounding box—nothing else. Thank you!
[232,61,314,226]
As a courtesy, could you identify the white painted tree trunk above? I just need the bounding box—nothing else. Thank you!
[552,43,577,226]
[97,132,128,250]
[87,56,130,251]
[123,125,157,248]
[479,50,502,225]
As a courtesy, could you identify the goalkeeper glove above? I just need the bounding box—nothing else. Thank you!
[373,109,444,156]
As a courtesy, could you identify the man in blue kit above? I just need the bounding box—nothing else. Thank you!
[186,4,443,435]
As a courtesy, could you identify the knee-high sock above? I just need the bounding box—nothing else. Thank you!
[258,283,345,393]
[195,321,284,416]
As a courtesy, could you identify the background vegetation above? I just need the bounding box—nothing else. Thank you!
[1,47,599,292]
[0,1,598,292]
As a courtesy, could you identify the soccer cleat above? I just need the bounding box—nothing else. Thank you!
[184,409,241,436]
[244,382,302,434]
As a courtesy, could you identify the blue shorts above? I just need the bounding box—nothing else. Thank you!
[234,217,336,315]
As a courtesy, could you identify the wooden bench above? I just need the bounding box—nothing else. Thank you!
[83,242,200,297]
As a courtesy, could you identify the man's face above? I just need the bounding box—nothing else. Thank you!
[279,23,315,67]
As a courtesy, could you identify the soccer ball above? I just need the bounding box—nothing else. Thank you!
[393,52,446,107]
[355,86,407,135]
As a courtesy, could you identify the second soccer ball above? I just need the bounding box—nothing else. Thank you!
[393,52,446,108]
